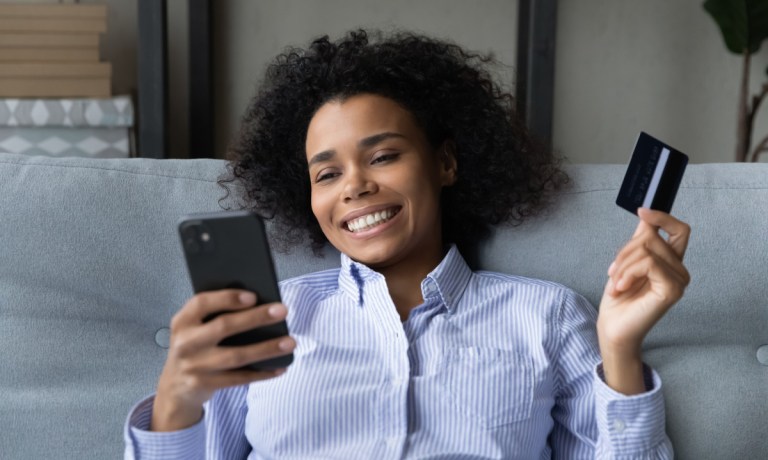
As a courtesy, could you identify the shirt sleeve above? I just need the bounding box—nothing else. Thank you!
[549,289,673,459]
[123,385,252,460]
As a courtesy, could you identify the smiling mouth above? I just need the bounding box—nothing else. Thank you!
[345,207,401,233]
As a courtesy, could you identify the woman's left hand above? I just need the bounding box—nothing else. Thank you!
[596,207,691,394]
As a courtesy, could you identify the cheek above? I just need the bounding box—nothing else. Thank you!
[310,190,332,227]
[408,177,443,210]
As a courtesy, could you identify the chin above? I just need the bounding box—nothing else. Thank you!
[342,241,406,269]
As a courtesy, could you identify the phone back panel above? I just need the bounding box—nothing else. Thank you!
[179,210,292,369]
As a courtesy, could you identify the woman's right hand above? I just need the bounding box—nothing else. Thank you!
[151,289,295,432]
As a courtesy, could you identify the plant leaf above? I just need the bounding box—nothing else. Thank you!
[704,0,768,54]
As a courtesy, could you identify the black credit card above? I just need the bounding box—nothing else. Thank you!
[616,132,688,215]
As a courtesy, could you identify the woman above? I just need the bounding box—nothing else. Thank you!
[125,30,690,459]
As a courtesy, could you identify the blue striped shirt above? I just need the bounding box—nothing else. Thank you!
[125,245,672,459]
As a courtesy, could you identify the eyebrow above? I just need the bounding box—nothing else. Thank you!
[307,132,407,167]
[307,150,335,167]
[358,132,406,148]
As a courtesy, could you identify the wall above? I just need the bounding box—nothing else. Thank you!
[212,0,518,159]
[554,0,768,163]
[215,0,768,163]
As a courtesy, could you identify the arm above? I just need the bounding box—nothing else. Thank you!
[124,289,295,459]
[552,208,690,458]
[550,290,673,459]
[597,208,691,395]
[124,385,251,460]
[152,290,292,431]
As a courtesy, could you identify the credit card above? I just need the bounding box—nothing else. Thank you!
[616,132,688,215]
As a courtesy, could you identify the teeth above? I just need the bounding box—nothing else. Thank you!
[347,208,397,232]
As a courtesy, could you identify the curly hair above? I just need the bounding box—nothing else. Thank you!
[223,29,568,255]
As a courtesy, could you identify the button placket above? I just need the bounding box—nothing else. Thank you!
[367,274,410,458]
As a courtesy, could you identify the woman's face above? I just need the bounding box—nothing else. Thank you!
[306,94,456,270]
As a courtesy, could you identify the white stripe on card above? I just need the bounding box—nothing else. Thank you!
[642,147,670,209]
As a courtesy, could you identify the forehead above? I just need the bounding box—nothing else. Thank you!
[305,94,425,158]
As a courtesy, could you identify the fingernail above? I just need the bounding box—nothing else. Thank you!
[278,338,295,351]
[269,304,286,317]
[239,292,256,305]
[638,207,652,215]
[608,262,616,276]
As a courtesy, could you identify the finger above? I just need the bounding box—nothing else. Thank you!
[631,217,657,239]
[612,251,688,303]
[637,208,691,259]
[172,290,258,330]
[174,302,288,355]
[603,275,621,299]
[199,335,296,372]
[610,232,690,285]
[199,302,288,344]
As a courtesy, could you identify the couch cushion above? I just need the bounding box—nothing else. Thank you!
[0,154,225,458]
[1,153,767,459]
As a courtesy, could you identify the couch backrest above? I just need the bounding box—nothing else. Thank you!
[1,153,766,459]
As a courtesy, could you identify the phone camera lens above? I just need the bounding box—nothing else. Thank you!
[185,237,201,255]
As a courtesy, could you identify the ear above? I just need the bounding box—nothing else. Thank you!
[438,141,458,186]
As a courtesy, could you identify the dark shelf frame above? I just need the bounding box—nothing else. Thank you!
[516,0,558,150]
[188,0,213,159]
[137,0,168,159]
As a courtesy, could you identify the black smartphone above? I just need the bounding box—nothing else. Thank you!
[178,210,293,370]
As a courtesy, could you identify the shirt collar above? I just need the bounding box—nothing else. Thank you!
[337,244,472,313]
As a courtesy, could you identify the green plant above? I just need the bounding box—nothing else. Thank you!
[704,0,768,161]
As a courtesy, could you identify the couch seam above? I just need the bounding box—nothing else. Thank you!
[5,159,767,190]
[0,158,221,184]
[559,185,768,195]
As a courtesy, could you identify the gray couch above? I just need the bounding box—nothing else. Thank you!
[1,152,766,459]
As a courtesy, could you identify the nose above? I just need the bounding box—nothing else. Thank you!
[343,167,377,201]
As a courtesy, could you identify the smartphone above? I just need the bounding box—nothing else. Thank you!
[178,210,293,370]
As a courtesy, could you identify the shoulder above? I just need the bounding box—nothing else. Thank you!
[470,270,575,300]
[464,270,595,318]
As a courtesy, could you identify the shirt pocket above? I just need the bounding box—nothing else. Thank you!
[437,347,534,428]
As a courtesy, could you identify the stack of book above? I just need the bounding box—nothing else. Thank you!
[0,3,110,98]
[0,95,133,158]
[0,3,133,158]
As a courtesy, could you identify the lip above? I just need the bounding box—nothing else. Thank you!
[340,204,402,236]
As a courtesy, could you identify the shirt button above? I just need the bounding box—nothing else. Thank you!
[613,419,626,433]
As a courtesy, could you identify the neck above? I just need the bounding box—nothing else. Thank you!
[377,245,446,322]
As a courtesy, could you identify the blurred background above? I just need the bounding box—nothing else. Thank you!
[5,0,767,163]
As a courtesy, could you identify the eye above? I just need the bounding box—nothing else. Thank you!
[371,151,399,164]
[315,169,340,183]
